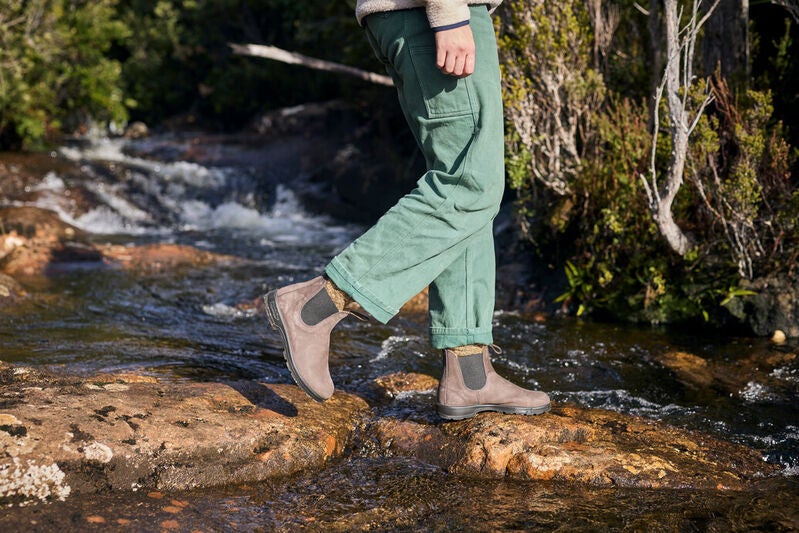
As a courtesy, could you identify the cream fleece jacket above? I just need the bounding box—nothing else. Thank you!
[355,0,502,29]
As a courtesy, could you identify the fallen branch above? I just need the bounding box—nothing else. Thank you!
[229,43,394,87]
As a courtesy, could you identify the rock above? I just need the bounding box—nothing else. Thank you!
[250,101,353,137]
[656,351,715,389]
[124,121,149,139]
[373,372,438,398]
[0,273,26,303]
[0,206,101,277]
[101,243,238,273]
[367,406,778,489]
[0,364,370,506]
[0,358,784,505]
[772,330,787,344]
[399,288,428,315]
[655,349,797,397]
[0,207,237,280]
[738,274,799,338]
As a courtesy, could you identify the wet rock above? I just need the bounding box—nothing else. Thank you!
[0,206,100,277]
[101,243,239,273]
[656,351,716,389]
[0,363,370,506]
[655,349,797,397]
[367,406,778,489]
[0,273,26,303]
[0,207,238,281]
[250,101,354,138]
[373,372,439,398]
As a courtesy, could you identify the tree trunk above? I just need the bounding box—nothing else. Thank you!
[647,0,663,131]
[658,0,692,256]
[643,0,717,256]
[702,0,749,87]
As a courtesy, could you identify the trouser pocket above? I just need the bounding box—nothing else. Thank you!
[407,45,476,119]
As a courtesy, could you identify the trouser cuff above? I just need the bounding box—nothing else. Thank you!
[325,259,397,324]
[430,327,493,350]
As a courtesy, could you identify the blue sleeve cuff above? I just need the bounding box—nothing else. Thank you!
[431,20,470,32]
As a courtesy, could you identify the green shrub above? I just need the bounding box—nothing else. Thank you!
[0,0,129,148]
[497,0,798,325]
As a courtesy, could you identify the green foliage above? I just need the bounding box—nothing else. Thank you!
[0,0,375,146]
[498,0,605,246]
[751,6,799,154]
[498,0,798,326]
[117,0,374,127]
[0,0,129,148]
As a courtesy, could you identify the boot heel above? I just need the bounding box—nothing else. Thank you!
[436,404,479,420]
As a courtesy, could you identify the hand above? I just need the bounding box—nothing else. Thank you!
[434,24,475,78]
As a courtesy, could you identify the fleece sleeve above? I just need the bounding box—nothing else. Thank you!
[424,0,471,29]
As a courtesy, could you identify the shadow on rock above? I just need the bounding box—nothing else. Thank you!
[227,380,298,417]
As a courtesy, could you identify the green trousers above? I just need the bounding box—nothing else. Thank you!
[325,5,504,349]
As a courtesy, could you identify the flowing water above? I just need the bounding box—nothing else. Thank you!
[1,134,798,530]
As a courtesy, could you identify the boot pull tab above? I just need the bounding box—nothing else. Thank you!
[488,344,503,355]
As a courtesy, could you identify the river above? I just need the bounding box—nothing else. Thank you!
[1,133,797,530]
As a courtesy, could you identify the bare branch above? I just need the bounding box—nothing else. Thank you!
[644,0,720,256]
[229,43,394,87]
[772,0,799,23]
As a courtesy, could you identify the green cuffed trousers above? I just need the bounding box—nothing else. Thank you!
[325,5,504,349]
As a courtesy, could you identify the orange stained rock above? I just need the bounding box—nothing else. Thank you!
[325,434,337,456]
[374,372,439,396]
[160,519,180,530]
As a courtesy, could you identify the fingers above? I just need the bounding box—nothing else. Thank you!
[439,51,473,78]
[437,46,447,74]
[434,25,475,78]
[438,50,474,78]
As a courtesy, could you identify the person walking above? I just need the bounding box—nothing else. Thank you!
[264,0,550,420]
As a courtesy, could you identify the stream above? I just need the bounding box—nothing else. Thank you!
[1,133,798,531]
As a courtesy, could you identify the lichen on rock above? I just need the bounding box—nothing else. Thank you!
[0,458,71,506]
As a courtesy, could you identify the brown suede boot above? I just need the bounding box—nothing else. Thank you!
[264,276,349,401]
[437,346,551,420]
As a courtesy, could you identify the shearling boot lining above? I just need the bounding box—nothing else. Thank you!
[450,344,484,356]
[325,279,353,311]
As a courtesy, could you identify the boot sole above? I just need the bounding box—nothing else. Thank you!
[436,402,551,421]
[264,290,326,403]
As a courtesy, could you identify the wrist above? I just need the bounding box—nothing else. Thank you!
[432,20,470,32]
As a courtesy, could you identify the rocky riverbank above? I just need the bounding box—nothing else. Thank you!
[0,360,781,507]
[0,206,239,281]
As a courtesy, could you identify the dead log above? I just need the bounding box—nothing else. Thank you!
[229,43,394,87]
